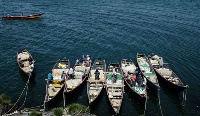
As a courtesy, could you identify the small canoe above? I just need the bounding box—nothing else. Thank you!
[17,49,35,77]
[137,53,160,91]
[64,55,92,93]
[2,13,44,20]
[87,58,106,105]
[105,62,124,114]
[121,59,147,102]
[148,54,188,92]
[44,58,69,109]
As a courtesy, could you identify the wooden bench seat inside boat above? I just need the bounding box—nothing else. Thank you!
[156,69,172,76]
[150,60,159,66]
[75,66,90,72]
[52,69,68,77]
[88,78,105,82]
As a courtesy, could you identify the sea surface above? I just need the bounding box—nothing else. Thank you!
[0,0,200,115]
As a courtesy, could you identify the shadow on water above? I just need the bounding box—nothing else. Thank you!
[64,81,88,106]
[18,67,36,84]
[144,88,162,116]
[158,79,184,109]
[90,88,113,116]
[123,87,145,115]
[48,93,64,110]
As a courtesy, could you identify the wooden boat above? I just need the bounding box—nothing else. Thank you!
[44,58,69,109]
[105,62,124,114]
[64,55,92,93]
[148,54,188,92]
[2,13,44,20]
[137,53,160,91]
[87,58,106,105]
[121,59,147,102]
[17,49,35,77]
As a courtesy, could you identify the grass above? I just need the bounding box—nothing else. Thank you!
[52,107,63,116]
[0,94,11,105]
[0,94,14,115]
[67,103,90,114]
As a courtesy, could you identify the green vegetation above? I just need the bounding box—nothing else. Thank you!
[67,103,90,114]
[30,110,42,116]
[52,107,63,116]
[0,94,15,115]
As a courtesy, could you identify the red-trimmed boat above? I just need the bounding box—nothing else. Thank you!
[2,13,44,20]
[148,54,188,92]
[121,59,147,102]
[17,49,35,77]
[105,62,124,114]
[44,58,69,110]
[64,55,92,94]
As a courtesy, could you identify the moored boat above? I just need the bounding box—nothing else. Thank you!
[137,53,160,91]
[121,59,147,102]
[148,54,188,92]
[44,58,69,110]
[2,13,44,20]
[17,49,35,77]
[87,58,106,105]
[64,55,92,93]
[105,62,124,114]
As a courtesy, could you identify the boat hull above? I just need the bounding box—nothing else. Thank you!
[88,82,104,106]
[145,77,159,91]
[155,70,187,92]
[124,79,146,102]
[148,55,187,92]
[137,53,159,92]
[2,13,43,20]
[17,49,35,79]
[105,83,124,114]
[44,83,65,110]
[64,75,88,94]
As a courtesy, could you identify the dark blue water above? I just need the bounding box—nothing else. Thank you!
[1,0,200,115]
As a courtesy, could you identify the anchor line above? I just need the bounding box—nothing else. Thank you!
[4,75,31,115]
[158,88,163,116]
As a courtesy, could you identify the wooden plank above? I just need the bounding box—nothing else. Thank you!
[88,79,105,83]
[105,84,124,87]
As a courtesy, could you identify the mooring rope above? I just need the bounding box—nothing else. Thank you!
[157,88,163,116]
[18,75,31,110]
[182,86,188,107]
[4,75,31,115]
[63,91,66,108]
[143,95,148,116]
